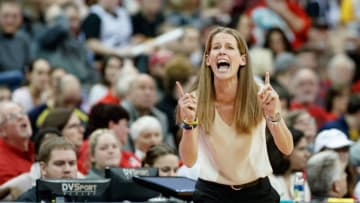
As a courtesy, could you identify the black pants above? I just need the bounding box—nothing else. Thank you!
[193,177,280,203]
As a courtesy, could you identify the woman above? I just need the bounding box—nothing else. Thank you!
[285,109,317,153]
[86,129,121,179]
[41,107,84,151]
[267,127,311,201]
[176,26,293,202]
[88,55,123,107]
[324,85,351,120]
[264,27,292,58]
[12,58,50,112]
[142,143,179,177]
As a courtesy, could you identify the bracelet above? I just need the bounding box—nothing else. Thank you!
[266,112,281,123]
[183,118,199,125]
[182,118,198,130]
[182,123,198,130]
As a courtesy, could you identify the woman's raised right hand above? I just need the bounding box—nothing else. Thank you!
[176,81,197,122]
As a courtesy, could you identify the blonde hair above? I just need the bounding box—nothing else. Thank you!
[89,128,119,157]
[196,26,263,134]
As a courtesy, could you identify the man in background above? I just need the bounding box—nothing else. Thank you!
[17,137,77,201]
[0,101,34,185]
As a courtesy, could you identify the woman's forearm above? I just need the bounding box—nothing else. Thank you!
[267,118,294,155]
[179,129,199,167]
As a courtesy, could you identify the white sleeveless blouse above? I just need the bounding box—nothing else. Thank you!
[197,110,273,185]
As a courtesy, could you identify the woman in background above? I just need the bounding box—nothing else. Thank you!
[41,107,84,151]
[142,143,179,177]
[86,129,121,179]
[267,127,311,201]
[12,58,50,112]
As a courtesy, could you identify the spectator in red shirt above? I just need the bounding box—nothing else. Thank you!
[0,101,34,184]
[246,0,311,50]
[290,68,330,128]
[88,55,124,107]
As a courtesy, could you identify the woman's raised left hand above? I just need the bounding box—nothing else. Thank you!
[257,72,282,120]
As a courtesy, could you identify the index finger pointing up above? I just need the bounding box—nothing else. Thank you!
[265,71,270,85]
[176,81,185,98]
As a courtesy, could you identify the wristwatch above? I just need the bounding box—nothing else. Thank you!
[266,112,281,123]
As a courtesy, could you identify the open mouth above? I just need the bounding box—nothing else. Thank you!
[217,60,230,70]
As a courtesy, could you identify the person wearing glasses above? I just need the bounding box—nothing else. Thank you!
[41,107,85,151]
[0,128,62,201]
